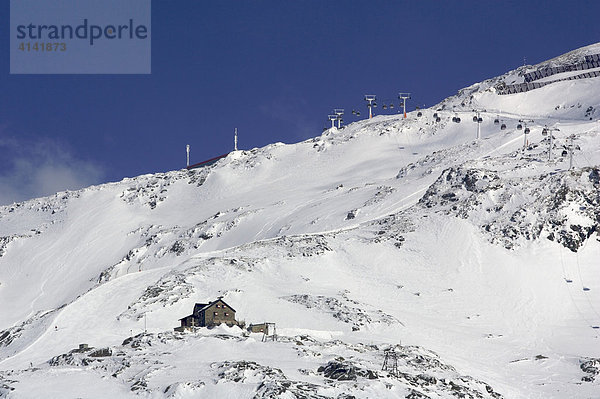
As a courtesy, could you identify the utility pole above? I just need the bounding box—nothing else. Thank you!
[186,144,190,167]
[234,128,238,151]
[365,95,376,119]
[334,109,344,128]
[144,313,147,333]
[398,93,411,118]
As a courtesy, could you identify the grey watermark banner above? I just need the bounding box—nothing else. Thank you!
[10,0,151,74]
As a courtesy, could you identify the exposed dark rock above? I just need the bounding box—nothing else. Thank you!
[419,166,600,252]
[318,361,357,381]
[169,240,186,255]
[283,292,400,329]
[406,389,430,398]
[580,358,600,382]
[89,348,112,357]
[216,361,285,383]
[318,360,379,382]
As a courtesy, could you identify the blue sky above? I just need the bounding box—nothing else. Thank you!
[1,0,599,204]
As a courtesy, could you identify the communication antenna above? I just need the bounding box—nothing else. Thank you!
[365,95,376,119]
[398,93,411,118]
[334,109,344,128]
[186,144,190,167]
[234,128,238,151]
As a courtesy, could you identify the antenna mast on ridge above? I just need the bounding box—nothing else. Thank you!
[234,128,238,151]
[186,144,190,167]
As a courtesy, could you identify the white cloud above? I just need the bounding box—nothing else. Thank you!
[0,137,104,206]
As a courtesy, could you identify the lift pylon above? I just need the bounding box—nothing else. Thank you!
[398,93,411,118]
[365,95,376,119]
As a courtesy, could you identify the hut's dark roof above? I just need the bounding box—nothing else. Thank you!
[195,298,236,313]
[193,303,209,313]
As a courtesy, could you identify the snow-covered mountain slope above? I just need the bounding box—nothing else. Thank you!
[1,43,600,398]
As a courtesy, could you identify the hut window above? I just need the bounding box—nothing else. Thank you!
[213,312,218,316]
[225,312,229,316]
